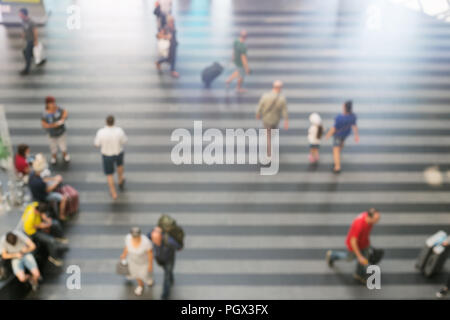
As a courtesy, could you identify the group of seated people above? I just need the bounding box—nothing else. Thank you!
[0,145,72,291]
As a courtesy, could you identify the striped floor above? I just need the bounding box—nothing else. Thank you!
[1,0,449,299]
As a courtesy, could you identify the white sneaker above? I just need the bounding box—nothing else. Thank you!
[146,278,154,287]
[64,154,71,162]
[134,286,144,296]
[50,157,57,165]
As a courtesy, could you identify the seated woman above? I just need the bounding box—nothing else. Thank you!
[28,154,68,221]
[15,144,31,178]
[1,230,41,291]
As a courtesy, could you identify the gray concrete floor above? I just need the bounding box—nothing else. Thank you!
[0,0,449,299]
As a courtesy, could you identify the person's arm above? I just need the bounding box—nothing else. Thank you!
[350,237,368,265]
[147,249,153,273]
[21,237,36,254]
[167,235,182,250]
[352,125,359,143]
[36,214,52,230]
[325,127,336,140]
[241,54,250,74]
[2,248,22,260]
[256,96,264,120]
[94,131,101,148]
[282,100,288,130]
[120,246,128,260]
[60,109,68,122]
[46,176,62,193]
[33,26,39,46]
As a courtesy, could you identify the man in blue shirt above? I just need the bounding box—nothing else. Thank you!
[149,226,182,300]
[325,100,359,173]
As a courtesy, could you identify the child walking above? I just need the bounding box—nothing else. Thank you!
[308,113,323,163]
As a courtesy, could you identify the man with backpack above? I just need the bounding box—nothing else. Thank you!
[148,215,183,300]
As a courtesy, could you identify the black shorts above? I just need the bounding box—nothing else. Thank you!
[102,152,124,175]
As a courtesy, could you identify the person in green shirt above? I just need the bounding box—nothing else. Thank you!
[226,30,250,93]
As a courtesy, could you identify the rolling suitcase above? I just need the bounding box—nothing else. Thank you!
[415,231,447,271]
[58,184,79,216]
[201,62,223,88]
[423,244,450,278]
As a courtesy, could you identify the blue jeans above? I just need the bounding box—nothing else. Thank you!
[23,40,33,72]
[161,256,175,299]
[329,248,369,278]
[11,253,38,275]
[31,220,64,259]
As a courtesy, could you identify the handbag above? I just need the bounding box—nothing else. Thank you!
[368,247,384,265]
[158,38,170,58]
[116,259,130,276]
[33,42,46,65]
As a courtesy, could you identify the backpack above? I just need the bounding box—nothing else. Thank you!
[157,214,184,250]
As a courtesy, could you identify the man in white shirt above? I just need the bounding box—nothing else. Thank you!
[94,115,128,200]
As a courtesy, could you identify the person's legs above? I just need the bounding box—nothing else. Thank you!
[57,133,70,162]
[106,175,117,200]
[226,70,240,87]
[332,137,345,172]
[11,258,29,283]
[156,57,169,71]
[46,192,67,220]
[354,248,370,279]
[135,279,144,296]
[169,48,179,78]
[116,152,125,188]
[23,253,40,287]
[32,231,59,260]
[266,127,272,157]
[48,136,58,164]
[103,155,117,200]
[21,41,33,74]
[50,219,65,238]
[161,258,175,299]
[236,67,246,92]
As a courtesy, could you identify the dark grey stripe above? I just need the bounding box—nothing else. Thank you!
[7,112,450,120]
[5,96,450,105]
[39,272,448,286]
[64,182,450,192]
[46,162,450,173]
[10,128,450,137]
[61,248,424,260]
[76,203,450,213]
[64,224,450,236]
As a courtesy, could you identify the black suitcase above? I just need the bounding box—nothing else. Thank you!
[415,231,447,271]
[423,244,449,278]
[202,62,223,88]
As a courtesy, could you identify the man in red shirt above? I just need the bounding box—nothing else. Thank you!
[326,208,380,284]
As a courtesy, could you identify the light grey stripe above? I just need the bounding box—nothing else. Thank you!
[66,171,443,184]
[4,76,450,91]
[73,212,450,226]
[4,88,450,99]
[5,59,450,72]
[10,134,450,146]
[4,47,450,59]
[7,119,450,129]
[67,234,428,249]
[77,191,450,204]
[41,152,450,165]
